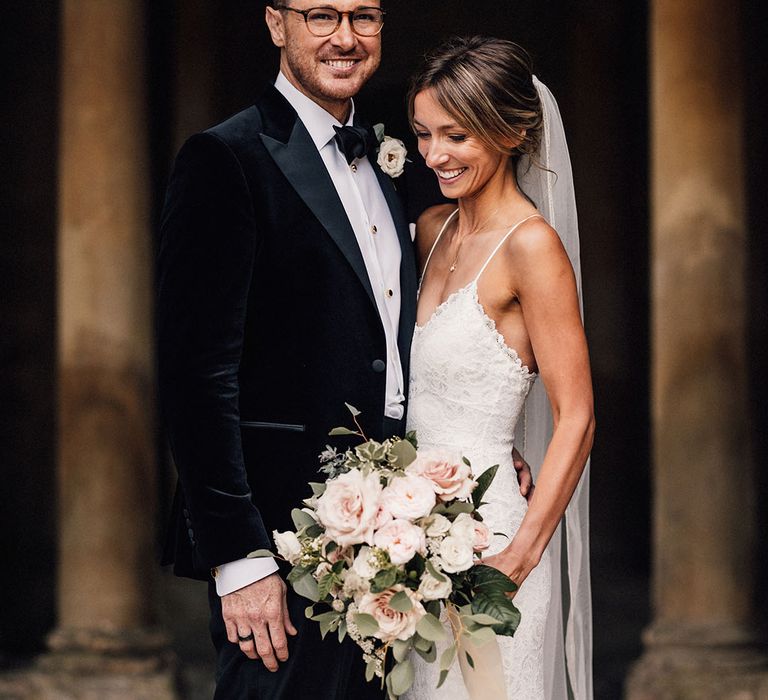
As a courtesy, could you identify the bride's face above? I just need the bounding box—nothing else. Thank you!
[412,88,509,199]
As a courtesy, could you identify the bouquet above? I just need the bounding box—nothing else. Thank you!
[249,405,520,699]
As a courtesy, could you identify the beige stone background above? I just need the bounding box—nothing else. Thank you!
[1,1,766,699]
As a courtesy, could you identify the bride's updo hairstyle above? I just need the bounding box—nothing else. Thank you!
[408,36,543,166]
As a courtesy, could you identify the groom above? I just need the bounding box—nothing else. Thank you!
[157,1,414,697]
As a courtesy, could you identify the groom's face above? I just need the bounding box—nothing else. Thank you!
[266,1,382,117]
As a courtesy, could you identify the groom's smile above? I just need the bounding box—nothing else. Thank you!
[266,0,383,122]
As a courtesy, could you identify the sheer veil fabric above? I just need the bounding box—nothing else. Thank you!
[515,77,593,700]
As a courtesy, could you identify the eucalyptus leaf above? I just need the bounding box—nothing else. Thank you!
[365,659,377,682]
[345,402,361,416]
[404,430,418,449]
[425,559,447,583]
[413,634,432,652]
[464,625,497,646]
[247,549,277,559]
[416,613,447,642]
[371,567,398,592]
[389,438,417,468]
[413,640,437,663]
[291,508,316,530]
[373,123,386,142]
[305,605,315,619]
[329,426,359,436]
[353,612,379,637]
[392,638,412,663]
[309,482,327,496]
[443,501,475,516]
[472,464,499,508]
[439,642,457,671]
[292,572,320,602]
[389,658,415,697]
[337,619,347,643]
[305,523,323,539]
[465,612,502,626]
[462,456,472,467]
[465,651,475,669]
[389,590,413,612]
[437,669,450,689]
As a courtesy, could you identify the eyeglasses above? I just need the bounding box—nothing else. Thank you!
[276,6,386,37]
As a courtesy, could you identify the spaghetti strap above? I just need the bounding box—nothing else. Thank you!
[420,208,459,282]
[473,213,544,282]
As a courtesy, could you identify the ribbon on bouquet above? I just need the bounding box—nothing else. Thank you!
[446,606,507,700]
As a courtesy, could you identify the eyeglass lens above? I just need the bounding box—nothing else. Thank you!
[307,8,384,36]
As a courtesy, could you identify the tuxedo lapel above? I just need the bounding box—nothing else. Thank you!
[259,89,376,307]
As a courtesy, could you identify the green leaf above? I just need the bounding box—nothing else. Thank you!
[291,508,316,530]
[465,651,475,669]
[464,625,496,646]
[389,590,413,612]
[311,611,340,639]
[371,567,398,593]
[337,619,347,643]
[329,426,359,436]
[425,559,447,583]
[389,438,417,468]
[309,481,327,496]
[305,523,323,538]
[392,638,412,663]
[413,641,436,663]
[462,456,472,467]
[373,122,386,142]
[413,634,432,652]
[442,501,475,516]
[389,658,415,697]
[365,658,377,682]
[436,643,457,688]
[317,572,335,600]
[292,572,320,602]
[353,612,379,637]
[305,604,315,619]
[470,592,520,637]
[345,402,362,416]
[416,612,447,642]
[472,465,499,508]
[465,612,502,626]
[247,549,277,559]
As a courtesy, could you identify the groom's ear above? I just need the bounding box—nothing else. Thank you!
[265,5,286,48]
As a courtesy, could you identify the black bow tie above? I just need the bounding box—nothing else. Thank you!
[333,124,378,165]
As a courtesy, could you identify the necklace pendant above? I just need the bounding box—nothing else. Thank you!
[449,263,456,272]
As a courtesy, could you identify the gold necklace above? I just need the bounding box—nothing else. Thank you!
[448,208,502,273]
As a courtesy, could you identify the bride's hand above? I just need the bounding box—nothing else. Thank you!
[480,536,542,590]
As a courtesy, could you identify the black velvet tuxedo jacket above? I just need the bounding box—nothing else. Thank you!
[157,86,418,580]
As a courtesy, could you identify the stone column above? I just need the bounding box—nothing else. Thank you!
[626,0,768,697]
[34,1,177,697]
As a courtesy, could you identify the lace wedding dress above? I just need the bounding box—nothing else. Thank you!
[404,209,552,700]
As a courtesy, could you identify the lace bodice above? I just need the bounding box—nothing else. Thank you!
[404,211,552,700]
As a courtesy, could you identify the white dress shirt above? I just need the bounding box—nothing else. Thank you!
[214,73,405,595]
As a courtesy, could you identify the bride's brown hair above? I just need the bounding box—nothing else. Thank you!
[408,36,543,166]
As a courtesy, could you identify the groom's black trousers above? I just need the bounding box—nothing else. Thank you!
[208,583,384,700]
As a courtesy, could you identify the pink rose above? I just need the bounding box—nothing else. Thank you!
[381,474,436,521]
[472,520,491,552]
[373,518,427,565]
[316,469,382,547]
[374,502,393,530]
[357,587,426,642]
[407,449,476,502]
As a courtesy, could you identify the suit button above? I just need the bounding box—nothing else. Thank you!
[185,518,193,528]
[187,528,195,540]
[372,359,386,373]
[183,509,190,518]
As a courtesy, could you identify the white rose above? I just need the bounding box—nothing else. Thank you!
[357,587,426,642]
[315,469,382,547]
[407,449,476,502]
[373,518,427,565]
[381,474,436,521]
[342,568,370,598]
[449,513,476,543]
[315,561,332,579]
[351,545,380,579]
[424,513,452,538]
[418,570,453,601]
[374,502,393,530]
[472,520,491,552]
[273,530,302,565]
[377,136,407,178]
[438,535,475,573]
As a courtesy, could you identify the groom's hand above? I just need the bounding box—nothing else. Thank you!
[512,447,535,501]
[222,573,297,671]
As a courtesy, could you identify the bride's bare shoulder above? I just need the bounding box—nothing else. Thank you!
[415,204,456,265]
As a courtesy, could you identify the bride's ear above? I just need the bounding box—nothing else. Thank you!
[502,128,527,152]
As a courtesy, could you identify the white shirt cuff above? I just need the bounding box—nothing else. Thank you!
[213,556,279,596]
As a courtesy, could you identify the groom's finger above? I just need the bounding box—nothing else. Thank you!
[283,603,297,636]
[254,623,278,672]
[268,617,289,662]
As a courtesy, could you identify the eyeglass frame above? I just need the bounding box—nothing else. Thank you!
[275,5,386,37]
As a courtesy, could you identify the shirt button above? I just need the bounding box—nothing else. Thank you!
[372,359,386,373]
[350,163,358,172]
[386,288,394,298]
[371,225,378,234]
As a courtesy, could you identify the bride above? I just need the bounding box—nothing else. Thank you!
[403,37,595,699]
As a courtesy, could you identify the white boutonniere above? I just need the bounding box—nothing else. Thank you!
[373,123,408,179]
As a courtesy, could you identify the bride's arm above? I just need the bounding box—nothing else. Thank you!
[483,220,595,586]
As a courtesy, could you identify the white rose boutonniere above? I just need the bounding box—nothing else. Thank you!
[373,123,408,179]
